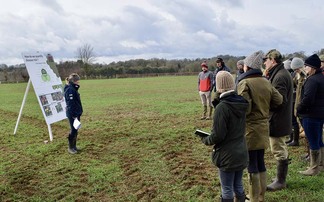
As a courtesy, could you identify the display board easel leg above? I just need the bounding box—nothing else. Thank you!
[14,79,31,135]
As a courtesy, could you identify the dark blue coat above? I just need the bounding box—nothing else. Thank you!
[297,70,324,119]
[64,82,83,118]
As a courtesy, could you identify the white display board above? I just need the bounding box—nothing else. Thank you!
[21,52,67,125]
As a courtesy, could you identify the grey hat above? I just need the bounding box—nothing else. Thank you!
[237,60,244,66]
[291,57,304,70]
[283,60,292,70]
[244,50,264,69]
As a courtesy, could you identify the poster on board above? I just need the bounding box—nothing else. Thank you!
[21,52,67,125]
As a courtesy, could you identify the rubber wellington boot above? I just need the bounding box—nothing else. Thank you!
[234,194,246,202]
[201,105,207,120]
[285,132,293,144]
[68,136,77,154]
[267,159,288,191]
[287,125,299,146]
[220,196,234,202]
[248,173,260,202]
[319,147,324,172]
[206,106,213,120]
[299,150,320,176]
[73,135,79,151]
[259,172,267,202]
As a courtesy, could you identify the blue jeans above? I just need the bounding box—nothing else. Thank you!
[218,169,245,199]
[302,118,324,150]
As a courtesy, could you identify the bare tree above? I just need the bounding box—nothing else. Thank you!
[76,43,96,64]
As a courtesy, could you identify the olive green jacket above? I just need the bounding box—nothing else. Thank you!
[237,69,283,150]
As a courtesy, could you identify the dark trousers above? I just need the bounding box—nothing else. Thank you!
[67,115,80,141]
[248,149,266,173]
[302,117,324,150]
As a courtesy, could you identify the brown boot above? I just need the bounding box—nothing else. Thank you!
[300,150,321,176]
[206,106,213,120]
[319,147,324,172]
[248,173,260,202]
[267,159,288,191]
[259,172,267,202]
[200,105,207,120]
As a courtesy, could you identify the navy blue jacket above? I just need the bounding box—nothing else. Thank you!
[64,82,83,118]
[297,70,324,119]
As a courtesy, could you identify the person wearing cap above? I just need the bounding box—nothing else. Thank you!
[64,73,83,154]
[297,54,324,176]
[263,49,293,191]
[235,60,244,84]
[201,71,249,202]
[237,50,283,202]
[198,61,214,120]
[213,58,231,93]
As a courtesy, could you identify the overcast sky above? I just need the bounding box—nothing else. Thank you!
[0,0,323,65]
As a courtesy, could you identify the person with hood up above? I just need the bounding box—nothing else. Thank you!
[201,71,249,202]
[237,50,283,202]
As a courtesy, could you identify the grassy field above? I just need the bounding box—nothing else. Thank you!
[0,76,323,202]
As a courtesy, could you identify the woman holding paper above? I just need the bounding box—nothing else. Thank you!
[64,73,83,154]
[201,71,249,202]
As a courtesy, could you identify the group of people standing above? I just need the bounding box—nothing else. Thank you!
[198,50,324,202]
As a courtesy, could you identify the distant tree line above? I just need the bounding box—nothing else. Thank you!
[1,49,323,83]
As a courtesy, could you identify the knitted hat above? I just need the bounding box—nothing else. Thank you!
[291,57,304,70]
[201,62,208,68]
[305,54,321,69]
[237,60,244,66]
[244,50,264,69]
[283,60,292,70]
[319,54,324,62]
[216,71,235,93]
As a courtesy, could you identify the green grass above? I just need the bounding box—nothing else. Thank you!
[0,76,323,202]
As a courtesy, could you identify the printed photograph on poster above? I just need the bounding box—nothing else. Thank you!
[22,52,67,124]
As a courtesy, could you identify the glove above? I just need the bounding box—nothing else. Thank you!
[212,98,220,108]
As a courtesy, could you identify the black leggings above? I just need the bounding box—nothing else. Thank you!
[248,149,266,173]
[68,115,80,140]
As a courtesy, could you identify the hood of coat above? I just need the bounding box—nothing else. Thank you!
[237,69,263,83]
[220,91,249,118]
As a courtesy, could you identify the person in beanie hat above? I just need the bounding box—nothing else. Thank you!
[198,61,214,120]
[283,59,292,70]
[201,70,249,202]
[297,54,324,176]
[213,57,231,93]
[237,50,283,202]
[263,49,293,191]
[235,60,244,84]
[64,73,83,154]
[284,57,306,147]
